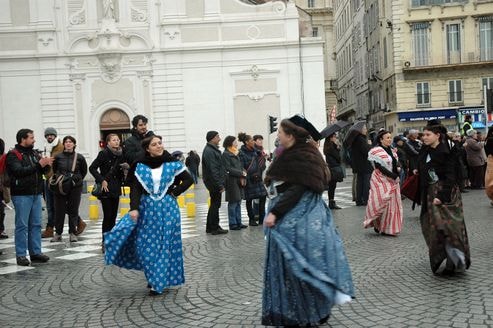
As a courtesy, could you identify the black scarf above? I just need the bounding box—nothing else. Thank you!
[127,150,177,184]
[265,142,329,193]
[382,145,398,174]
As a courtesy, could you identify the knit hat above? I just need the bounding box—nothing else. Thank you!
[466,129,477,137]
[206,131,219,142]
[44,127,57,137]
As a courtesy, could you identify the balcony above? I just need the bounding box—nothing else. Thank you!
[410,0,468,8]
[403,48,493,73]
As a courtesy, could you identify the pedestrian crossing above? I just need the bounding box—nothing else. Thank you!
[0,187,356,275]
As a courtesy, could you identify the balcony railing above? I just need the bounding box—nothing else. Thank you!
[416,93,431,108]
[411,0,468,8]
[448,91,464,105]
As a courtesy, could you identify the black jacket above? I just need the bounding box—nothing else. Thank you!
[202,142,225,192]
[417,143,456,205]
[7,145,49,196]
[323,141,341,168]
[53,151,87,188]
[123,130,155,165]
[89,147,124,198]
[350,134,372,174]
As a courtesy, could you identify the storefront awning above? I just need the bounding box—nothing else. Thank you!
[398,109,457,122]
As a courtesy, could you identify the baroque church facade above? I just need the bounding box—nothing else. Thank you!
[0,0,325,160]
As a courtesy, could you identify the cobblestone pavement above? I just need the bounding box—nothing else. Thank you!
[1,179,492,328]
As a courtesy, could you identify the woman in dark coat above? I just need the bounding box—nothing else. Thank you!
[323,133,343,209]
[89,133,125,251]
[51,136,87,243]
[238,132,267,226]
[222,136,247,230]
[416,123,470,275]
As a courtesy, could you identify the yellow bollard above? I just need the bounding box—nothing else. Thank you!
[119,196,130,217]
[186,202,196,217]
[88,193,99,220]
[185,192,194,202]
[189,184,195,190]
[177,195,185,208]
[207,197,211,207]
[87,184,94,193]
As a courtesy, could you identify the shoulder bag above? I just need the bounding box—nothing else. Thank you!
[49,153,78,196]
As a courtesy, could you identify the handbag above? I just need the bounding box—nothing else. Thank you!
[91,182,103,197]
[486,155,493,201]
[330,166,344,182]
[49,152,78,196]
[401,173,419,203]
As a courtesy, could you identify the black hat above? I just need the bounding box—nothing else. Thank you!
[206,131,219,142]
[288,115,322,141]
[427,119,441,126]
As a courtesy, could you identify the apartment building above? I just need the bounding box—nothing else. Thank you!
[386,0,493,133]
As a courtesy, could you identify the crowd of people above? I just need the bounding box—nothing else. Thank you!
[1,112,492,326]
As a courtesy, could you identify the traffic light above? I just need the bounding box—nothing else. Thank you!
[486,89,493,113]
[269,115,278,133]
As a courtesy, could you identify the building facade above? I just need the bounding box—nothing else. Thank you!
[386,0,493,134]
[0,0,326,161]
[295,0,337,122]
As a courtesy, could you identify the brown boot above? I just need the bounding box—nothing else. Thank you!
[75,218,87,236]
[41,226,54,238]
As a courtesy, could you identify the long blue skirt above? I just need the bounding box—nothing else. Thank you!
[104,194,184,293]
[262,191,354,326]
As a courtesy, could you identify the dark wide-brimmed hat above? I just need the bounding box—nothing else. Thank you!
[288,115,322,141]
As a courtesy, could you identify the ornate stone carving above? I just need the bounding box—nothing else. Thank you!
[97,53,122,83]
[247,25,261,40]
[131,7,148,22]
[164,29,180,40]
[272,1,287,15]
[250,65,259,81]
[68,0,86,25]
[103,0,115,20]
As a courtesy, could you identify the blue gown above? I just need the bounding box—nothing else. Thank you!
[262,189,355,326]
[104,161,186,293]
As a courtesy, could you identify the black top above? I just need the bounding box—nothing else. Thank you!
[122,130,155,165]
[53,151,88,189]
[417,143,456,205]
[128,153,194,211]
[89,147,124,198]
[7,145,49,195]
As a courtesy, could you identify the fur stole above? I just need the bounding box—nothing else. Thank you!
[265,142,330,193]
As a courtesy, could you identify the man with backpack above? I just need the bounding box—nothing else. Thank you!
[6,129,53,266]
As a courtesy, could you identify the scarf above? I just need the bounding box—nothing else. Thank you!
[227,146,239,156]
[44,136,60,157]
[382,145,398,174]
[126,150,177,185]
[266,142,329,193]
[107,146,122,157]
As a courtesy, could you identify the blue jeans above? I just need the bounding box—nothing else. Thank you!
[12,195,43,257]
[44,181,55,227]
[228,201,242,228]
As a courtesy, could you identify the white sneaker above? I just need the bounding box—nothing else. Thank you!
[50,234,62,242]
[69,233,78,242]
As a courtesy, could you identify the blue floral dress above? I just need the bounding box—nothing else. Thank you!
[104,161,186,293]
[262,185,355,326]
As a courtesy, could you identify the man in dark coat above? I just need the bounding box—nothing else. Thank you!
[347,122,372,206]
[7,129,53,266]
[123,115,155,165]
[405,129,421,174]
[202,131,227,235]
[185,151,200,184]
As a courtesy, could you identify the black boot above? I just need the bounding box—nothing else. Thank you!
[329,200,341,210]
[249,218,258,226]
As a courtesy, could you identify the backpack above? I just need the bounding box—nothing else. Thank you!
[0,149,22,203]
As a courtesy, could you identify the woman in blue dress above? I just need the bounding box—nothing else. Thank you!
[104,135,193,296]
[262,115,354,326]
